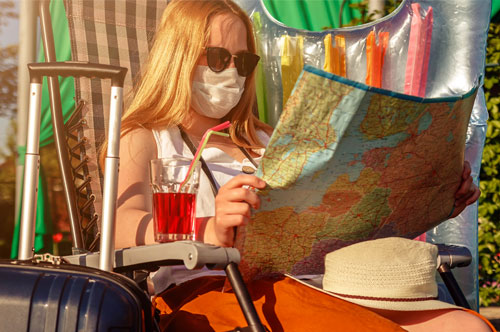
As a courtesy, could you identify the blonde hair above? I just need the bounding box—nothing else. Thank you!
[120,0,270,147]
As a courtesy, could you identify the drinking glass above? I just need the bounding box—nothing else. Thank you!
[149,158,201,242]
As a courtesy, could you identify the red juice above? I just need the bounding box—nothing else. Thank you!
[153,192,196,242]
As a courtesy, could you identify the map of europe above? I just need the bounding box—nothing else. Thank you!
[234,65,477,279]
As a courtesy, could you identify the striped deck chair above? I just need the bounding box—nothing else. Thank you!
[64,0,168,250]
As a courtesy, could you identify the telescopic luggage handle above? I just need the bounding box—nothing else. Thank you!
[20,62,127,274]
[28,62,127,87]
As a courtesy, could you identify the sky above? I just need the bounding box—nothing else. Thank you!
[0,1,19,162]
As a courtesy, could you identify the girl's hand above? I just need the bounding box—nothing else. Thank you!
[450,161,481,218]
[209,174,266,247]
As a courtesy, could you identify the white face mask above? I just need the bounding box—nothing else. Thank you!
[191,65,246,119]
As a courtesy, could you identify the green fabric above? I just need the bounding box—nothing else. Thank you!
[12,0,75,258]
[262,0,361,31]
[493,0,500,18]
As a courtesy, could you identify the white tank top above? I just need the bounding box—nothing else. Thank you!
[150,126,269,292]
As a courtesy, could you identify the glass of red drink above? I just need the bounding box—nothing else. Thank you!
[150,158,201,242]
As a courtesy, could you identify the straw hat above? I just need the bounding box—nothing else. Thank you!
[317,237,460,311]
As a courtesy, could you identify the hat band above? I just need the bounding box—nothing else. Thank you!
[330,291,438,303]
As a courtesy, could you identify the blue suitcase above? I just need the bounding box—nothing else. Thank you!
[0,259,159,332]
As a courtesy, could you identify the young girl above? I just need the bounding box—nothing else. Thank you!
[114,0,489,330]
[115,0,271,250]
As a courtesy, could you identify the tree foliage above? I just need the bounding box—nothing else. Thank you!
[0,0,17,117]
[0,0,17,258]
[478,22,500,307]
[0,118,16,204]
[0,44,18,117]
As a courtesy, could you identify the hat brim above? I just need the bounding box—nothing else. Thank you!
[329,293,460,311]
[286,275,460,312]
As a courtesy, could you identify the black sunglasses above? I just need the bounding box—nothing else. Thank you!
[205,46,260,77]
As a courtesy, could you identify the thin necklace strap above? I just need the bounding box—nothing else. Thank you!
[238,146,259,168]
[178,126,219,197]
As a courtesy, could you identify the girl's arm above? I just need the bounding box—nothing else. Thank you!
[115,128,157,248]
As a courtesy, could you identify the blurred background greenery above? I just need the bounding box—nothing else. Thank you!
[479,21,500,307]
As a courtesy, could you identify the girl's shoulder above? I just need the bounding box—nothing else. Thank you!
[120,127,157,165]
[123,127,156,145]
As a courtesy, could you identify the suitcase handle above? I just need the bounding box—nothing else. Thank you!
[28,61,127,87]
